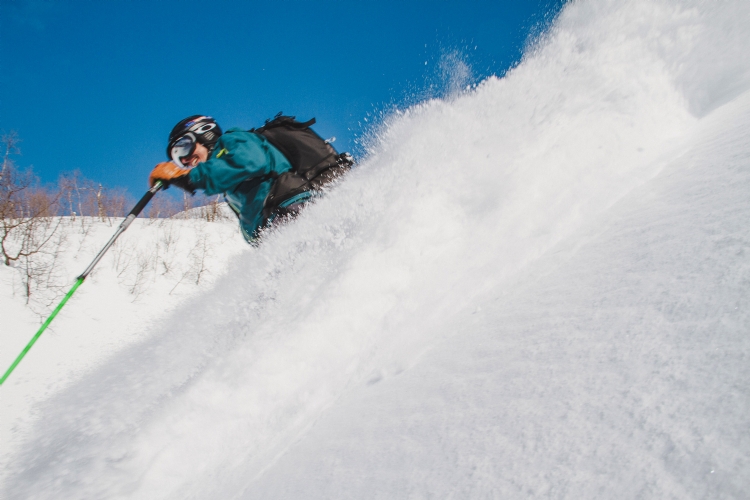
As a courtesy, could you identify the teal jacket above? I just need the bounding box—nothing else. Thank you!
[188,128,294,242]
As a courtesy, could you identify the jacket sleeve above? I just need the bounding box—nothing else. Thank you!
[188,131,276,196]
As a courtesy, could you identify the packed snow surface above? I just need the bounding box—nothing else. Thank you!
[2,0,750,497]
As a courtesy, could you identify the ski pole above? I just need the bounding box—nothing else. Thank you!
[0,181,164,386]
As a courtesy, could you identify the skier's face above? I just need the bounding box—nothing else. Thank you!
[180,142,208,167]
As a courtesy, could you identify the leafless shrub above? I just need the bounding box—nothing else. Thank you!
[170,222,215,294]
[146,190,229,222]
[58,171,131,225]
[190,231,211,285]
[111,238,133,278]
[112,239,152,299]
[0,132,66,306]
[103,187,129,220]
[198,195,229,222]
[17,226,66,308]
[146,192,181,220]
[129,249,153,298]
[157,222,181,276]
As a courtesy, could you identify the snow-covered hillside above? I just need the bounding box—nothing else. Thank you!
[0,215,248,465]
[2,0,750,498]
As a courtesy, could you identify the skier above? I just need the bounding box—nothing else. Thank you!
[149,115,352,243]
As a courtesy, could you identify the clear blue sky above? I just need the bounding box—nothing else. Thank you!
[1,0,562,196]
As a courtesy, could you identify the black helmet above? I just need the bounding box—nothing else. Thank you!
[166,115,223,164]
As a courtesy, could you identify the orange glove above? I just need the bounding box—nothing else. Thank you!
[149,162,194,192]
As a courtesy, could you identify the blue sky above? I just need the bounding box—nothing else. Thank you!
[1,0,562,196]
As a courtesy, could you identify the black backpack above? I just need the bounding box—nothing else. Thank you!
[249,114,353,215]
[251,114,344,180]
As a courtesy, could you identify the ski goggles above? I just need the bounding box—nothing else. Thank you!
[169,122,219,165]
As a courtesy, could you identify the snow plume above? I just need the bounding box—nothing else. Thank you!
[4,0,750,498]
[437,50,474,99]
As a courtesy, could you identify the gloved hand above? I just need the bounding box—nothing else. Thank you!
[149,162,195,192]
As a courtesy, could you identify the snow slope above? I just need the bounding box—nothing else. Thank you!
[3,0,750,498]
[0,215,248,467]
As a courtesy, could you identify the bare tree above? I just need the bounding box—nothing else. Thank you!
[104,187,130,219]
[183,191,192,214]
[58,171,131,223]
[199,195,229,222]
[146,192,181,220]
[0,132,64,305]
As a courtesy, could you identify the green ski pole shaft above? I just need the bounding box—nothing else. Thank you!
[0,181,163,386]
[0,278,83,385]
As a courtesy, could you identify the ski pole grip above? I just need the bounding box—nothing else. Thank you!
[129,181,163,218]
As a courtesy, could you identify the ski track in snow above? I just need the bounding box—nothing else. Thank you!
[2,0,750,498]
